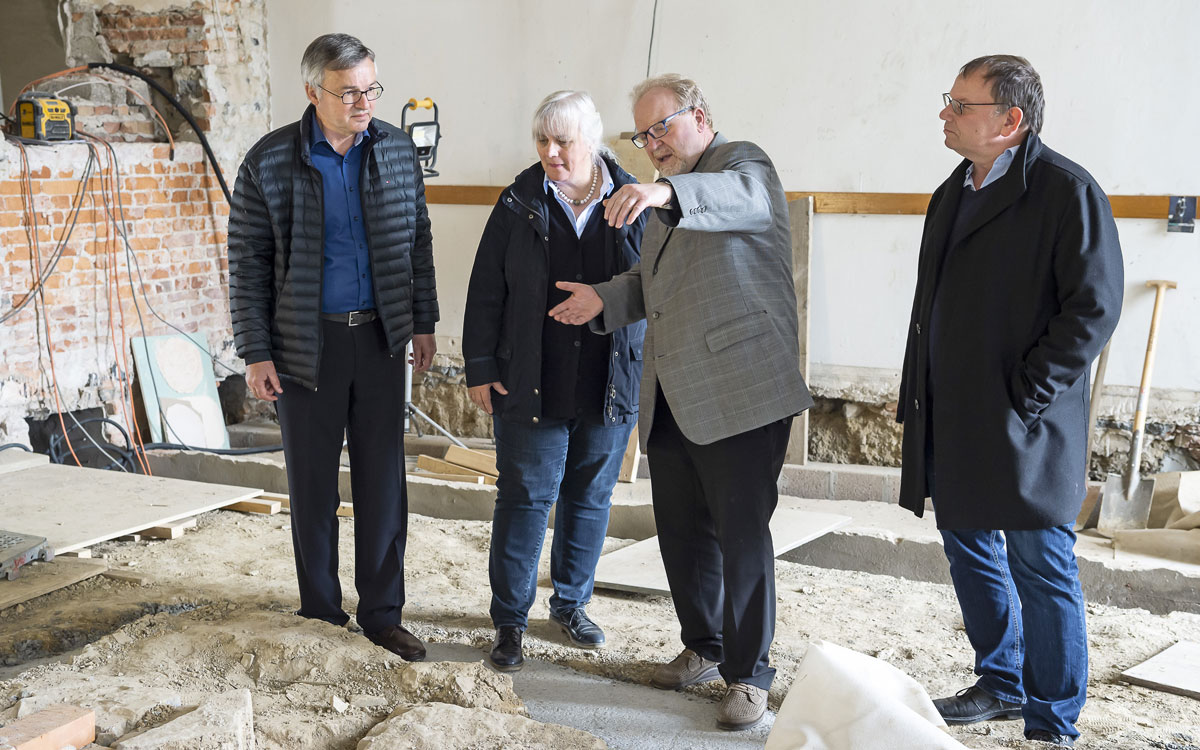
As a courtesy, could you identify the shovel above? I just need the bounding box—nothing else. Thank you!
[1098,279,1176,535]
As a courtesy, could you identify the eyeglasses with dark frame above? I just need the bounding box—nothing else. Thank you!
[319,83,385,105]
[630,106,696,149]
[942,93,1011,116]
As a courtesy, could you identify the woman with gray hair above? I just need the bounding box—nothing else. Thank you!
[463,90,647,672]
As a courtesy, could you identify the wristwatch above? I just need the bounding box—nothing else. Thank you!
[655,177,674,210]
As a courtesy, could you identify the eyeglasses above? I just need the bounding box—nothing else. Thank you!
[319,83,384,105]
[942,93,1010,115]
[630,106,695,148]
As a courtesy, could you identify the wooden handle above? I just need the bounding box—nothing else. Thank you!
[1132,282,1174,433]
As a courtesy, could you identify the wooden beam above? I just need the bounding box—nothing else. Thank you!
[0,703,95,750]
[0,559,108,610]
[411,470,486,484]
[618,426,640,484]
[443,445,499,477]
[140,517,197,540]
[223,498,281,515]
[425,185,1183,219]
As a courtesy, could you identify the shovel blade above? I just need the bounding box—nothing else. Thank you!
[1097,474,1156,536]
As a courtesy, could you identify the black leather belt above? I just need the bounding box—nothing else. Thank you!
[320,309,378,326]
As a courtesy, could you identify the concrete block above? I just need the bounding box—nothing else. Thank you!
[778,464,831,500]
[113,688,253,750]
[830,466,888,502]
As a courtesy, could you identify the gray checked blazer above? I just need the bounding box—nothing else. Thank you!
[593,133,813,447]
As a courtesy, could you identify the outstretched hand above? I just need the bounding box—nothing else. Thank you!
[548,281,604,325]
[603,181,672,227]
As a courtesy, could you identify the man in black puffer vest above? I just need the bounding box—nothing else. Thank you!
[228,33,438,661]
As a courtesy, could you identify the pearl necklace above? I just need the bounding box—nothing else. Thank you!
[550,163,599,206]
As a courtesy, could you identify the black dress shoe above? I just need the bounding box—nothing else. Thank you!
[932,685,1022,724]
[1026,729,1075,746]
[365,624,426,661]
[489,626,524,672]
[549,607,606,649]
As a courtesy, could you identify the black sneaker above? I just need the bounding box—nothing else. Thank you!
[549,607,606,649]
[1026,729,1075,746]
[489,626,524,672]
[932,685,1022,724]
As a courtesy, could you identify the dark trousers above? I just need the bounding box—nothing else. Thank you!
[274,318,408,634]
[646,390,792,690]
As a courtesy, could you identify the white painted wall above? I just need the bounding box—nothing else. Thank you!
[264,0,1200,391]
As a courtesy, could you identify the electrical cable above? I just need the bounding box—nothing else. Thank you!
[52,77,177,158]
[0,443,33,452]
[646,0,660,78]
[86,62,231,203]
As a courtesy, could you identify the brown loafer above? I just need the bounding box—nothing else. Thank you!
[365,623,426,661]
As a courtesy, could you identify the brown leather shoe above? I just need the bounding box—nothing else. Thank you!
[365,624,426,661]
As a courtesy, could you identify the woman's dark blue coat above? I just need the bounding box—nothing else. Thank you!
[463,155,647,425]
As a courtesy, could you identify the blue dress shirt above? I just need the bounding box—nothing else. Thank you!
[964,145,1019,191]
[309,111,375,313]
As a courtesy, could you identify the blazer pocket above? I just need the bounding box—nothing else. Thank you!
[705,310,771,353]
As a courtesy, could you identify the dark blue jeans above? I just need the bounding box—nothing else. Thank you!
[940,525,1088,738]
[489,414,634,629]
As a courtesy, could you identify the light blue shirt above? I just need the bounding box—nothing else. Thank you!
[964,145,1019,191]
[544,159,614,237]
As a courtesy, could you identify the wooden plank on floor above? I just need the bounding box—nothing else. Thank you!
[2,463,261,554]
[443,445,498,477]
[258,491,291,509]
[0,703,95,749]
[101,568,153,586]
[417,454,486,478]
[411,470,485,484]
[336,503,355,518]
[0,558,109,610]
[223,497,281,515]
[594,509,852,596]
[140,517,197,540]
[1120,641,1200,699]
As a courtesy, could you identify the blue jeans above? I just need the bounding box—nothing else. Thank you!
[489,414,634,629]
[940,525,1088,738]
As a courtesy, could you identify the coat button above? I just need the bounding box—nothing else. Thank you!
[527,213,534,219]
[914,398,920,411]
[652,311,661,319]
[613,351,619,358]
[544,235,549,241]
[915,323,921,334]
[506,197,513,203]
[532,417,540,424]
[533,388,540,395]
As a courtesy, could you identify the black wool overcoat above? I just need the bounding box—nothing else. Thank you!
[897,133,1124,530]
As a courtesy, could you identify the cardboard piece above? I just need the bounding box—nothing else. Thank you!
[1120,641,1200,700]
[594,508,852,595]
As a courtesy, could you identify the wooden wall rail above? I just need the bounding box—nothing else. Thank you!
[425,185,1176,220]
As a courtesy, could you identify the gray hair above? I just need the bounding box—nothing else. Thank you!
[959,55,1044,135]
[531,90,613,162]
[301,33,375,92]
[631,74,714,130]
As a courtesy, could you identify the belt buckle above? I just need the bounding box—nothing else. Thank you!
[347,310,371,326]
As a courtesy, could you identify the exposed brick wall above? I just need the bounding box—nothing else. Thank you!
[0,140,232,444]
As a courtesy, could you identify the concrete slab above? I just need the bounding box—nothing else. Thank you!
[1120,640,1200,700]
[425,643,775,750]
[778,496,1200,615]
[2,463,261,554]
[594,508,851,595]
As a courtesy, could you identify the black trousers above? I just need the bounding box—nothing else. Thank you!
[275,318,408,634]
[646,389,792,690]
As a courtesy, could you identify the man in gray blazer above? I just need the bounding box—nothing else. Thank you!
[551,73,812,731]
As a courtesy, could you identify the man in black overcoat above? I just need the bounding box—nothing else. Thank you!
[897,55,1123,747]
